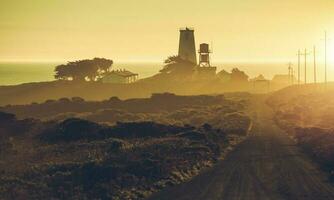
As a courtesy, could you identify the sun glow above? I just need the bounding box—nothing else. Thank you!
[328,42,334,65]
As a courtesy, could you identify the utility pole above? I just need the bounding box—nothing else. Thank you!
[288,62,293,85]
[325,31,327,84]
[322,31,330,85]
[301,49,310,84]
[297,49,301,84]
[313,45,317,84]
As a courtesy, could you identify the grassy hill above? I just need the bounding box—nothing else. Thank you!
[0,93,252,199]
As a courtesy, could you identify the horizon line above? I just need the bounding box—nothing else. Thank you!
[1,58,328,64]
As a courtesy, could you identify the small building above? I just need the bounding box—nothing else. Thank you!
[101,69,138,84]
[272,74,296,85]
[250,75,270,93]
[195,66,217,78]
[270,74,297,91]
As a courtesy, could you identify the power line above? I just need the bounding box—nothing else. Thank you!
[296,49,301,85]
[325,31,327,84]
[288,62,293,85]
[300,48,310,84]
[321,31,330,84]
[313,45,317,84]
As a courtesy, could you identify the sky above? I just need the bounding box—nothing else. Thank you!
[0,0,334,63]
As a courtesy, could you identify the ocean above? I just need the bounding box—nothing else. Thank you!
[0,62,162,86]
[0,61,328,86]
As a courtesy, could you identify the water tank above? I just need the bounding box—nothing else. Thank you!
[200,54,209,62]
[199,43,209,53]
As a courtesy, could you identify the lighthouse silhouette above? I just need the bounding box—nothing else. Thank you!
[178,27,197,64]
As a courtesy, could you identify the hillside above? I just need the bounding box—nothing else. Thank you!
[267,83,334,182]
[0,93,252,199]
[0,76,253,106]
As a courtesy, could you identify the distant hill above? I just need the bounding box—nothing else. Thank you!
[0,77,252,106]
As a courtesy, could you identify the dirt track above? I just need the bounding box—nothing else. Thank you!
[149,95,334,200]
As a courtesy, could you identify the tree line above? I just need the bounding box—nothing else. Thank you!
[54,56,248,83]
[54,58,113,81]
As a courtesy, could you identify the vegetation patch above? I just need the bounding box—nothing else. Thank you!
[268,87,334,183]
[0,93,251,199]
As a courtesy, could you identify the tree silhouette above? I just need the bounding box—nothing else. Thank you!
[160,55,196,75]
[230,68,249,82]
[54,64,72,80]
[54,58,113,81]
[93,58,114,73]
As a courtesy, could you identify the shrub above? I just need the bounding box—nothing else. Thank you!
[71,97,85,103]
[295,127,334,175]
[58,98,71,103]
[0,112,16,123]
[102,121,193,139]
[39,118,103,143]
[178,131,207,141]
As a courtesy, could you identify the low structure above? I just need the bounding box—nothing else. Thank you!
[272,74,295,85]
[270,74,297,91]
[195,66,217,77]
[101,69,138,84]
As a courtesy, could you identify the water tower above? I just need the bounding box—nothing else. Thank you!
[178,27,197,64]
[199,43,211,67]
[196,43,217,77]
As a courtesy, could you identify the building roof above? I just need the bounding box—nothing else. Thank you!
[105,70,138,78]
[272,74,291,82]
[250,74,269,82]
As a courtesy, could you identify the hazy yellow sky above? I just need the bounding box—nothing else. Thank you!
[0,0,334,63]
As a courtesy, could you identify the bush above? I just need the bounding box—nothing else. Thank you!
[39,118,103,143]
[0,112,16,123]
[58,98,71,103]
[44,99,56,104]
[295,127,334,175]
[101,121,193,139]
[38,120,196,142]
[0,112,34,137]
[178,131,207,141]
[213,112,251,135]
[71,97,85,103]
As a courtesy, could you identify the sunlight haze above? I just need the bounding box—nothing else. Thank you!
[0,0,334,63]
[3,2,334,199]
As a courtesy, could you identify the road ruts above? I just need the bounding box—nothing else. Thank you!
[148,95,334,200]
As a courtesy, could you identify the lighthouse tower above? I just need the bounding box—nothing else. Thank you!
[178,27,197,64]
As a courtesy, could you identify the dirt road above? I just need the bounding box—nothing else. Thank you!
[149,95,334,200]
